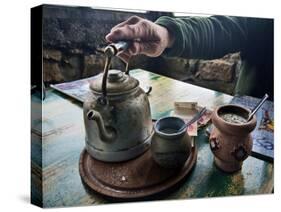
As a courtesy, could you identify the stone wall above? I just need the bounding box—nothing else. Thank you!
[155,52,241,94]
[42,5,241,95]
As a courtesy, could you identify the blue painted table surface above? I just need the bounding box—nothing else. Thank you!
[31,69,273,207]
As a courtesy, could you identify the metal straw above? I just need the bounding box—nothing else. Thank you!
[177,107,207,132]
[247,93,269,122]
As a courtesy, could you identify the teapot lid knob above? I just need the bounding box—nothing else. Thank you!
[108,70,124,82]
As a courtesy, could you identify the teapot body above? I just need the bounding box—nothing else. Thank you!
[83,70,153,162]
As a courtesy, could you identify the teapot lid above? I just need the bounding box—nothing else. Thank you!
[90,69,139,95]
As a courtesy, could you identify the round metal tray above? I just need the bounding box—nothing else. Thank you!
[79,140,197,199]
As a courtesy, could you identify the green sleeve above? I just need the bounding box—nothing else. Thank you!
[155,16,248,59]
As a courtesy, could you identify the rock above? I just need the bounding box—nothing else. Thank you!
[148,56,190,81]
[69,49,83,54]
[83,54,105,78]
[222,52,241,63]
[129,55,152,70]
[43,49,62,61]
[60,54,83,81]
[163,57,190,72]
[196,59,235,82]
[43,61,64,82]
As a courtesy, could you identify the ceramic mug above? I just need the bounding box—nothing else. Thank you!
[151,116,191,169]
[210,104,257,173]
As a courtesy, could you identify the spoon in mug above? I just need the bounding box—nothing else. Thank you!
[247,94,269,122]
[177,107,207,133]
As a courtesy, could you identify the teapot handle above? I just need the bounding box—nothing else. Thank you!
[100,41,131,105]
[99,56,112,105]
[125,61,130,75]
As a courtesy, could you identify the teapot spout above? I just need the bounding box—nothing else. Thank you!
[87,110,116,142]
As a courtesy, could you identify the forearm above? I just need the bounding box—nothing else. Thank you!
[155,16,248,59]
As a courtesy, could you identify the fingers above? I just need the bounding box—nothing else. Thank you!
[129,41,144,55]
[106,24,139,43]
[105,16,166,58]
[117,51,131,63]
[117,40,161,60]
[105,27,127,42]
[129,41,162,57]
[106,16,148,43]
[116,42,145,63]
[111,16,141,32]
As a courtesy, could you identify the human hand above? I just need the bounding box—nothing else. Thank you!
[105,16,174,62]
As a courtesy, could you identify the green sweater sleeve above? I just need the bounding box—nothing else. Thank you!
[155,16,248,59]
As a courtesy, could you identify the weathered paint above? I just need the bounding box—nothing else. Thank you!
[31,69,273,207]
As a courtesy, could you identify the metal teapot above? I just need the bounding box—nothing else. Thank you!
[83,43,153,162]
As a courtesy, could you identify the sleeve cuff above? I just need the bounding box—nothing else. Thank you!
[155,16,185,57]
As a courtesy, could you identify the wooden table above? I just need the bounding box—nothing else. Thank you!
[31,69,274,207]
